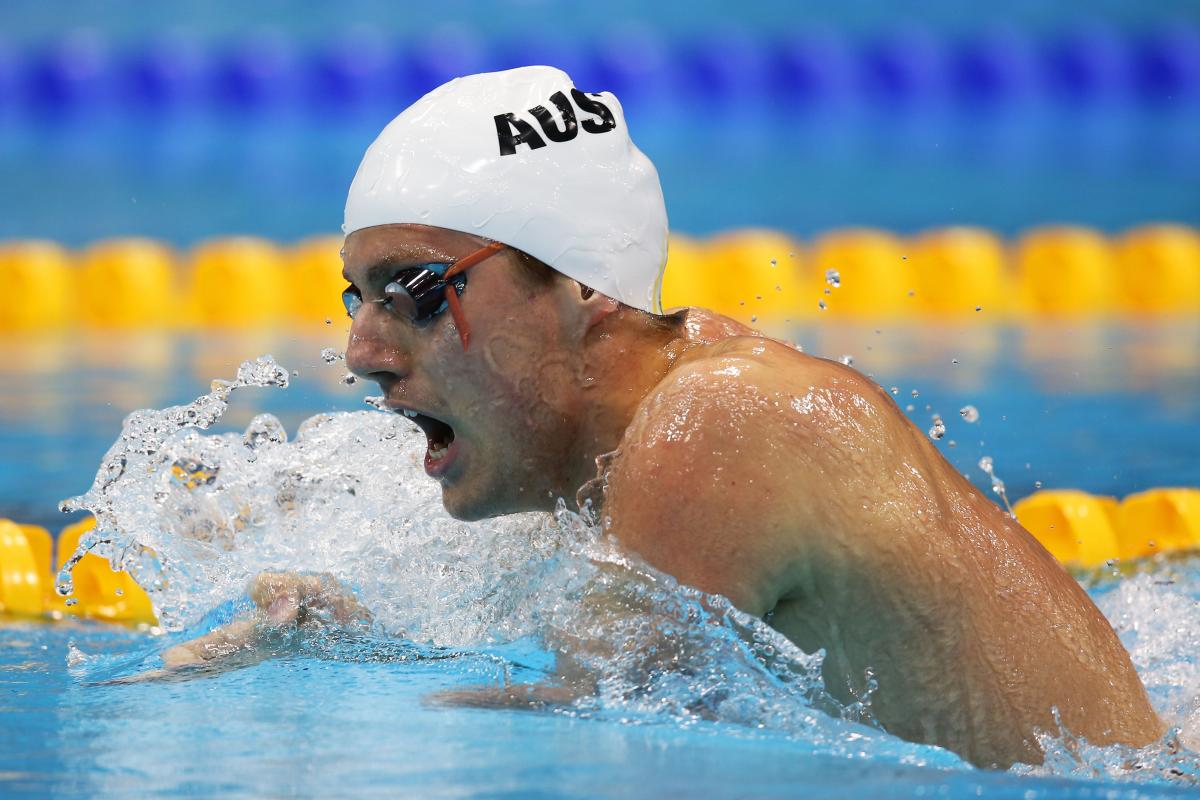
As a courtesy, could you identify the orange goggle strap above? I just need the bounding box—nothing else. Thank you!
[443,241,506,351]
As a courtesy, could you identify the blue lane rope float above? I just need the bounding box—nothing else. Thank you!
[3,23,1198,115]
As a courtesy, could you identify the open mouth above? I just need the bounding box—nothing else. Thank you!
[395,407,457,467]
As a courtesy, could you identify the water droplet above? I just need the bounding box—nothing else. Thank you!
[243,413,288,449]
[1034,480,1043,489]
[324,317,332,325]
[750,315,758,323]
[236,355,290,389]
[928,414,946,440]
[65,598,78,607]
[321,347,344,363]
[342,372,357,385]
[363,395,388,411]
[818,299,827,311]
[824,269,841,288]
[905,404,915,412]
[959,405,979,423]
[55,569,74,597]
[975,306,982,312]
[755,295,762,301]
[890,387,899,395]
[978,455,1011,512]
[951,358,959,365]
[910,389,919,398]
[947,440,957,448]
[907,289,915,297]
[775,285,782,292]
[769,259,778,268]
[839,354,853,366]
[115,588,124,597]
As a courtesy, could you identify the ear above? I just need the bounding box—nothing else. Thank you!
[560,280,618,338]
[578,282,619,331]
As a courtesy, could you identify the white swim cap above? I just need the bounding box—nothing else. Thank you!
[343,66,669,314]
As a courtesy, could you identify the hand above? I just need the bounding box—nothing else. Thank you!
[246,571,373,630]
[156,571,371,672]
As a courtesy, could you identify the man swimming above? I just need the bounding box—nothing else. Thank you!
[161,66,1163,768]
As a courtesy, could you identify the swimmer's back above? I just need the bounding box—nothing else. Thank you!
[608,309,1163,768]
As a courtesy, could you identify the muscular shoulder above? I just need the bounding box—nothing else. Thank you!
[602,336,910,613]
[632,336,900,454]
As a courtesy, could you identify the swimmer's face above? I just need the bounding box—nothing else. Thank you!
[342,224,583,520]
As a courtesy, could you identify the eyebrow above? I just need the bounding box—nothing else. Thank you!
[342,243,457,285]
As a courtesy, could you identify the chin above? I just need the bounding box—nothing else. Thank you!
[440,482,499,522]
[440,479,548,522]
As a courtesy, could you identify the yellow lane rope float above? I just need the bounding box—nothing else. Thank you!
[2,487,1199,625]
[1,225,1197,331]
[0,517,156,625]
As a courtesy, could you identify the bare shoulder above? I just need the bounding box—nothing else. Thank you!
[602,334,910,614]
[634,334,906,455]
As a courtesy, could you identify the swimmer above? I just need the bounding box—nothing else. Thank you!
[161,67,1163,768]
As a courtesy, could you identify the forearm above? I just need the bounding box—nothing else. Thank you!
[161,617,265,668]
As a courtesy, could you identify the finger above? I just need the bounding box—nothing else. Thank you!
[249,572,283,607]
[265,590,301,626]
[250,572,303,610]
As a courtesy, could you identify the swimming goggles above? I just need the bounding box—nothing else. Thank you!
[342,241,506,351]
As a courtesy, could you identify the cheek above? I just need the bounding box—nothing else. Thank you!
[482,331,576,422]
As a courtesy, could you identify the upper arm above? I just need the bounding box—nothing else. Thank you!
[602,350,931,618]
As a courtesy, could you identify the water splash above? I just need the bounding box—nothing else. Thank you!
[55,355,290,599]
[978,456,1013,515]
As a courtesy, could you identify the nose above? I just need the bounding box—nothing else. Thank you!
[345,303,412,388]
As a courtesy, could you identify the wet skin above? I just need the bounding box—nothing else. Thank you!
[167,223,1163,769]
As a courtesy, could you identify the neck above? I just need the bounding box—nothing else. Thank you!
[557,307,688,511]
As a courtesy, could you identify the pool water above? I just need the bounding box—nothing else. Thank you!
[0,560,1196,800]
[3,324,1200,798]
[1,550,1199,798]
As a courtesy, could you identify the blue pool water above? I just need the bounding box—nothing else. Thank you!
[1,551,1199,798]
[0,585,1194,800]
